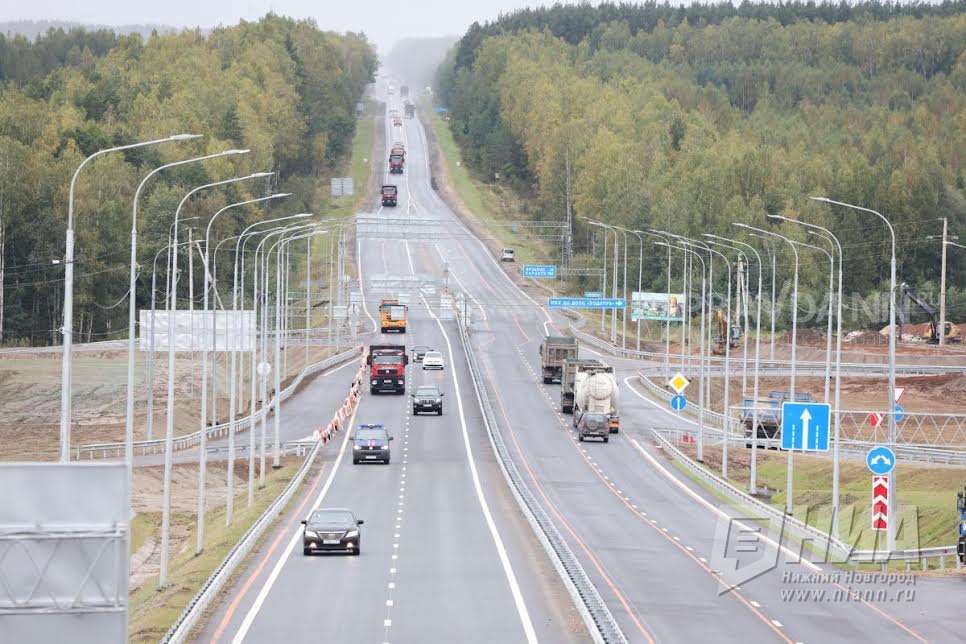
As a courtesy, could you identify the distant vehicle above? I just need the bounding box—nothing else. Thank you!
[412,385,444,415]
[411,345,432,363]
[561,358,605,413]
[573,364,619,433]
[539,335,577,383]
[389,153,404,174]
[405,102,415,119]
[500,248,515,262]
[741,390,813,447]
[391,143,406,159]
[379,298,407,333]
[381,184,398,207]
[957,486,965,565]
[352,424,393,464]
[367,344,408,394]
[422,351,445,370]
[400,85,409,98]
[393,117,402,127]
[577,411,610,443]
[302,508,364,555]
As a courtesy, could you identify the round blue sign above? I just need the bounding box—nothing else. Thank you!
[670,395,687,411]
[893,403,905,423]
[866,446,896,475]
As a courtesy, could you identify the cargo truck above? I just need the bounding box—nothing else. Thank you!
[389,154,404,174]
[740,390,813,447]
[958,486,965,565]
[400,85,409,98]
[538,336,577,383]
[379,298,408,333]
[560,358,606,414]
[405,102,415,118]
[391,143,406,159]
[367,344,408,394]
[573,365,620,433]
[381,184,398,207]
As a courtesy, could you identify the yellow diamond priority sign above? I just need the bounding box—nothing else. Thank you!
[668,373,690,395]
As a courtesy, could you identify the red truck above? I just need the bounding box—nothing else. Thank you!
[367,344,408,394]
[389,154,404,174]
[381,184,398,207]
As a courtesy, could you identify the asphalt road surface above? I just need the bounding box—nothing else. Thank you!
[196,79,964,643]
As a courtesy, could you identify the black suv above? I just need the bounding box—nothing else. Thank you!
[412,385,444,415]
[302,508,364,555]
[577,412,610,443]
[352,424,393,464]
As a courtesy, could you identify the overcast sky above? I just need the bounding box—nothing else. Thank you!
[0,0,563,53]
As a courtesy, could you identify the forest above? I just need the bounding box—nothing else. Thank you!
[0,15,377,345]
[438,1,966,330]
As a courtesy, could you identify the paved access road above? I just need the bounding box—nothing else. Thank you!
[198,78,964,643]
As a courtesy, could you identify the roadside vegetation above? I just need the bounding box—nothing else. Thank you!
[0,15,377,346]
[436,2,966,332]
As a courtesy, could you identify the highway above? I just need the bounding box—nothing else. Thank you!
[195,80,964,643]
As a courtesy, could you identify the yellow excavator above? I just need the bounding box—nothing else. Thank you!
[712,309,740,356]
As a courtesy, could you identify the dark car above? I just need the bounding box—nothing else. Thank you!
[412,385,444,415]
[352,424,393,464]
[412,345,432,363]
[301,508,364,555]
[577,412,610,443]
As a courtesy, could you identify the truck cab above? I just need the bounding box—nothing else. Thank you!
[367,344,408,394]
[389,154,404,174]
[381,184,398,207]
[741,391,813,447]
[379,298,407,333]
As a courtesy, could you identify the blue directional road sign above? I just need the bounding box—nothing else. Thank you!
[670,395,687,411]
[584,291,603,298]
[781,401,831,451]
[523,264,557,278]
[893,403,905,423]
[548,297,625,310]
[866,445,896,475]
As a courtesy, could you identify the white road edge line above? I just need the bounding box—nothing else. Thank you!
[231,403,359,643]
[422,291,538,644]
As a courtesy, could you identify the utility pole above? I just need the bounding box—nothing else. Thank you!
[564,149,573,267]
[939,217,948,347]
[0,211,4,344]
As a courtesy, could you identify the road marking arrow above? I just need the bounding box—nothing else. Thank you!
[800,408,812,449]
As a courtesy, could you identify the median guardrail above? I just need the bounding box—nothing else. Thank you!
[456,304,626,643]
[76,345,362,460]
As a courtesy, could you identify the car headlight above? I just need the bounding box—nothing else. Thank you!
[305,530,318,538]
[345,529,359,538]
[436,399,442,404]
[353,445,361,450]
[397,379,404,384]
[371,379,377,385]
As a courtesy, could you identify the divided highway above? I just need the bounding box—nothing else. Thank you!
[195,80,964,643]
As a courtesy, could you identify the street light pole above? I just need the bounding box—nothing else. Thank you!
[811,197,898,551]
[736,223,799,515]
[59,133,200,462]
[126,157,261,493]
[698,242,732,479]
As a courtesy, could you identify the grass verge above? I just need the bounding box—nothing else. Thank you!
[128,461,300,642]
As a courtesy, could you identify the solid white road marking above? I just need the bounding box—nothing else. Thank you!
[231,401,358,643]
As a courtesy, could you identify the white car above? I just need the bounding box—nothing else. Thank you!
[500,248,515,262]
[422,351,445,370]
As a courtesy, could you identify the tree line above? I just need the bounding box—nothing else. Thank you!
[0,14,377,345]
[437,1,966,330]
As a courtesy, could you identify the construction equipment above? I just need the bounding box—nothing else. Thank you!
[573,364,620,433]
[561,358,605,413]
[895,282,961,344]
[538,335,577,383]
[712,309,739,355]
[379,298,407,333]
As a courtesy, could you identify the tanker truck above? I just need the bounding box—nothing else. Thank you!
[573,364,619,434]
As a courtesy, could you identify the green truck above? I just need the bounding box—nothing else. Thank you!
[538,335,577,384]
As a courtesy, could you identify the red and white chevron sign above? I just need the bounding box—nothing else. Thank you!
[872,475,889,531]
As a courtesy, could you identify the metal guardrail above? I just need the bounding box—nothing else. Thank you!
[635,369,966,464]
[456,309,626,643]
[161,436,323,643]
[648,429,961,569]
[570,324,966,375]
[76,345,362,460]
[638,364,966,466]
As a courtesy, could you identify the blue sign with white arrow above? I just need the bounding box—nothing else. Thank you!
[548,297,625,310]
[670,395,687,411]
[893,403,905,423]
[584,291,603,298]
[781,401,831,451]
[523,264,557,278]
[866,445,896,475]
